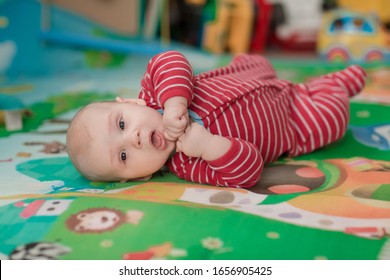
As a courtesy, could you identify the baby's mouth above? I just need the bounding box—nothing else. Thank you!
[151,130,165,150]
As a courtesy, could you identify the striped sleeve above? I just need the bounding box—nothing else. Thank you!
[139,51,194,109]
[169,138,264,188]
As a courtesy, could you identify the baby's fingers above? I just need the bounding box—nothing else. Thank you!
[164,131,181,141]
[177,114,188,127]
[165,124,185,134]
[164,126,185,141]
[166,116,188,133]
[164,116,186,130]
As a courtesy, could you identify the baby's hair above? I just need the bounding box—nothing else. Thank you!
[66,105,93,178]
[66,101,114,181]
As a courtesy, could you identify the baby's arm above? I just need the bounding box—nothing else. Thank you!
[176,122,231,160]
[139,51,194,140]
[175,122,264,188]
[163,96,189,141]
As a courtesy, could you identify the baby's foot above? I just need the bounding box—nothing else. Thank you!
[319,65,367,97]
[296,65,367,98]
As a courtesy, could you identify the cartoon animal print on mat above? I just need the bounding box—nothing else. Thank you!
[12,157,324,205]
[9,241,71,260]
[65,208,144,234]
[251,162,326,195]
[11,156,390,240]
[15,199,73,219]
[24,141,66,154]
[180,158,390,239]
[285,158,390,238]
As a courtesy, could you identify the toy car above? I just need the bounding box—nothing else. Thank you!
[317,9,390,62]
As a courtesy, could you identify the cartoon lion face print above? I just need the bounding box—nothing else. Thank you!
[65,208,126,234]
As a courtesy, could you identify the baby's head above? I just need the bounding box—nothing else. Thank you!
[66,97,176,182]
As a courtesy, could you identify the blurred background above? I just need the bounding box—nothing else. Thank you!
[0,0,389,133]
[1,0,390,78]
[0,1,390,262]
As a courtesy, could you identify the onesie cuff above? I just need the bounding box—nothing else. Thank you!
[160,90,192,108]
[207,137,239,168]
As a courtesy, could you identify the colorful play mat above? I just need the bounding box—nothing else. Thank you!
[1,0,389,260]
[0,52,389,260]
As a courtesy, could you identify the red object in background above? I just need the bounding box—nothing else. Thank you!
[264,0,322,52]
[270,31,317,51]
[250,0,273,53]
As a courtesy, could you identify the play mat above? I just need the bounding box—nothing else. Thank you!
[1,54,390,260]
[1,0,389,260]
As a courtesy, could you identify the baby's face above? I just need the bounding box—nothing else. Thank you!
[76,101,175,181]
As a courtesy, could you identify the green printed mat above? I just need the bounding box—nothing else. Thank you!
[0,60,389,260]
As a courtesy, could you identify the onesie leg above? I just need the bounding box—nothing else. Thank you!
[289,66,367,156]
[308,65,367,97]
[230,54,277,79]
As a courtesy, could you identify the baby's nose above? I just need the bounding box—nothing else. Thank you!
[132,130,141,148]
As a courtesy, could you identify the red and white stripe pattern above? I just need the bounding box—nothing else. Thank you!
[139,51,366,188]
[289,65,366,155]
[140,52,194,109]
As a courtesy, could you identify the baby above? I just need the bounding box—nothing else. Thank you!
[66,51,366,188]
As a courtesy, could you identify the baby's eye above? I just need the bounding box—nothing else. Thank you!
[119,118,125,130]
[120,150,127,161]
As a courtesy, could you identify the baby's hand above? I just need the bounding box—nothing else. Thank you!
[163,97,189,141]
[176,122,212,158]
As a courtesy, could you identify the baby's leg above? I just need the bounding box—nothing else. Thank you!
[230,54,277,79]
[308,65,366,98]
[289,65,367,156]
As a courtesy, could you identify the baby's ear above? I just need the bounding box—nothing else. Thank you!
[115,96,146,106]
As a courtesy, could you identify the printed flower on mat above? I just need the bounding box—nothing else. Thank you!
[201,237,223,250]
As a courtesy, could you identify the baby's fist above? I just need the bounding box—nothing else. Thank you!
[163,97,189,141]
[176,122,212,158]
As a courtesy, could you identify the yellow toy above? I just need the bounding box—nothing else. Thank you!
[202,0,254,54]
[338,0,390,24]
[317,9,390,62]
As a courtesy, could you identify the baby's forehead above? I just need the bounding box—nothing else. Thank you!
[79,102,115,117]
[87,101,116,110]
[71,104,107,132]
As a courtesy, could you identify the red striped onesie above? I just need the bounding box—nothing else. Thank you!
[139,51,366,188]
